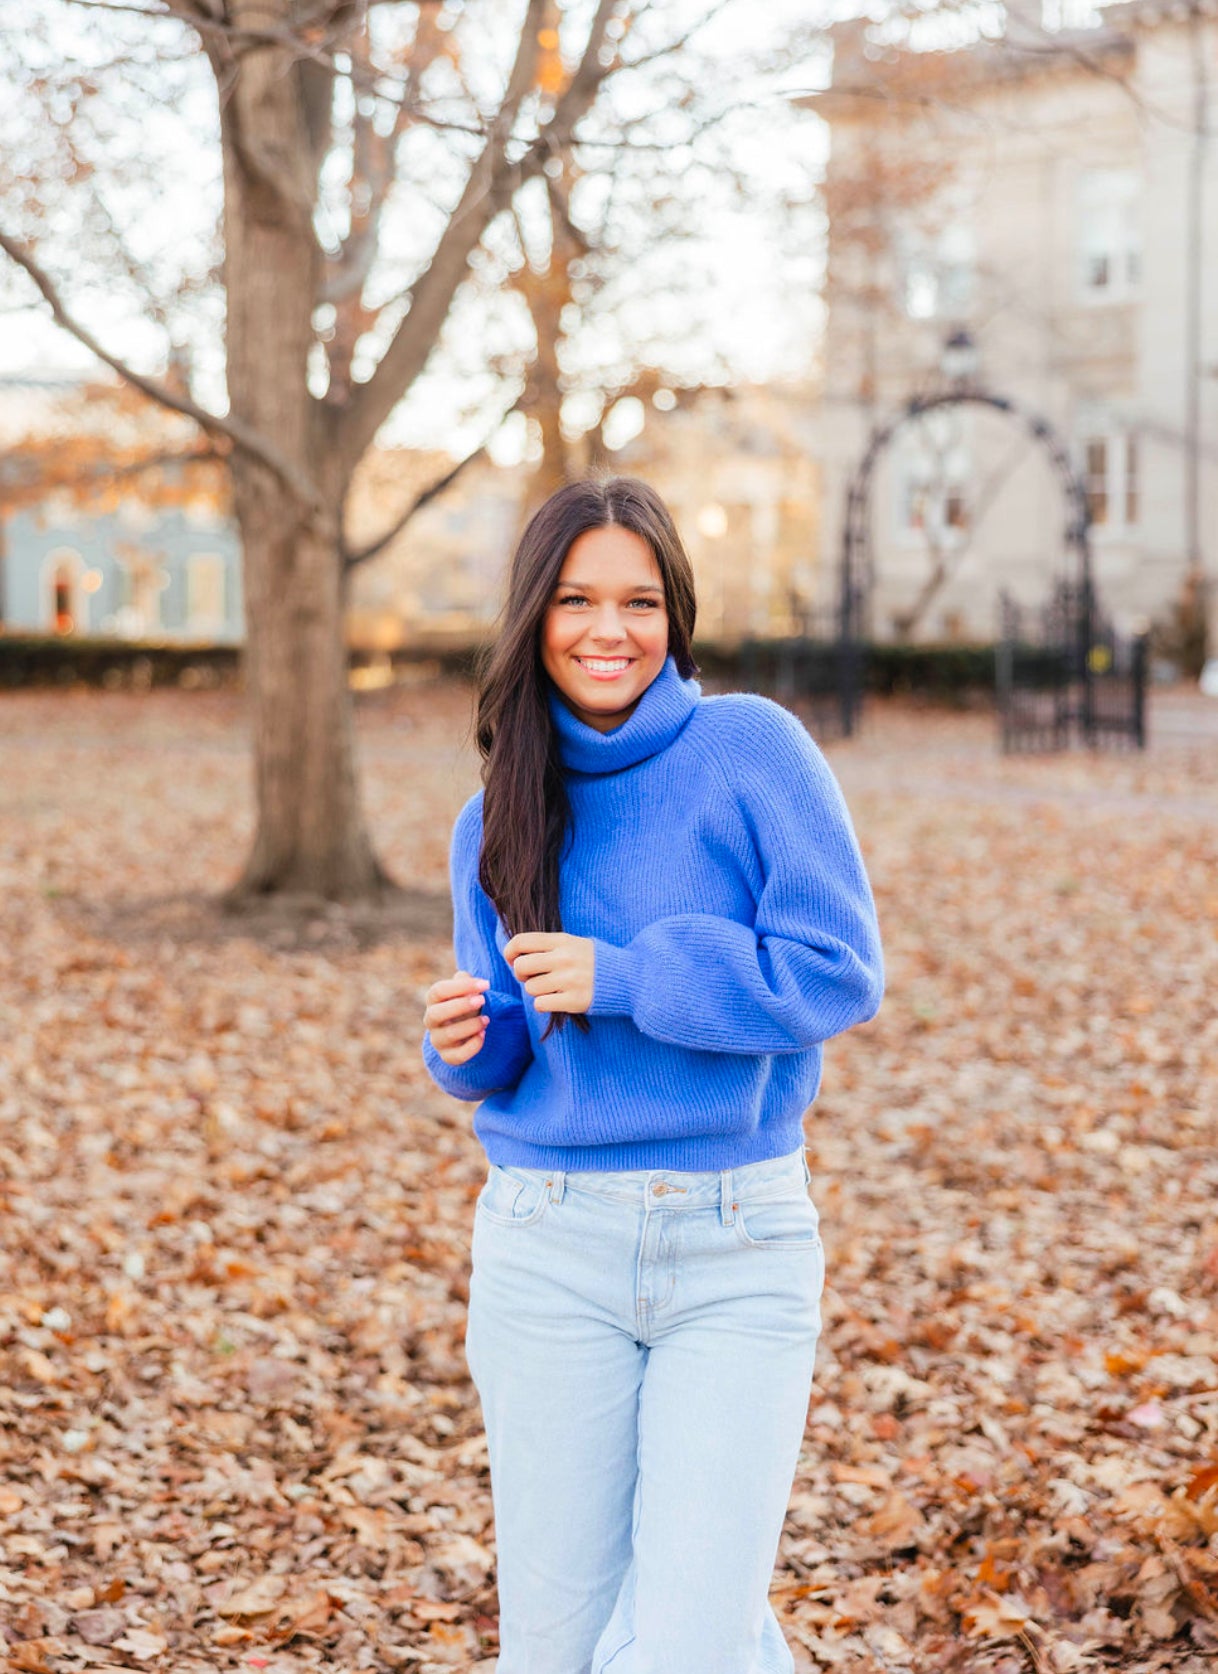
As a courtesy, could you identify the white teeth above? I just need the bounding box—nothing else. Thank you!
[578,658,630,672]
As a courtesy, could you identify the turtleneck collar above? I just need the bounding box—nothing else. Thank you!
[549,654,700,775]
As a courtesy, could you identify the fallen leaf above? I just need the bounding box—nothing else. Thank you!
[961,1591,1033,1641]
[217,1575,288,1617]
[1187,1463,1218,1501]
[9,1641,65,1674]
[112,1629,169,1660]
[859,1491,927,1550]
[268,1588,334,1643]
[68,1607,125,1646]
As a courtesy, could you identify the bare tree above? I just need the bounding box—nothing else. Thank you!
[485,1,815,515]
[1,0,714,903]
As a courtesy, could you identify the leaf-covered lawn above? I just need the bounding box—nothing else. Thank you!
[2,683,1216,1673]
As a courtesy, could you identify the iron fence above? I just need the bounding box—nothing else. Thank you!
[737,614,863,742]
[997,583,1147,753]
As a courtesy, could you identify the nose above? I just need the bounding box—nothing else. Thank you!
[589,603,627,644]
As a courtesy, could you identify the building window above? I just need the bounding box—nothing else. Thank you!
[1081,432,1139,529]
[53,569,74,633]
[187,553,227,633]
[1124,434,1139,525]
[1078,169,1141,302]
[44,548,84,635]
[114,549,167,637]
[897,416,971,542]
[1084,438,1109,525]
[900,471,969,539]
[899,221,975,322]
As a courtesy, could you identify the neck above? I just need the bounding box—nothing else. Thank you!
[548,655,700,775]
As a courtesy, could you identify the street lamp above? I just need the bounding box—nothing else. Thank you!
[941,328,978,386]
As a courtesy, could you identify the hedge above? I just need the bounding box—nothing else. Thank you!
[0,634,244,690]
[0,634,482,691]
[697,639,997,698]
[0,630,1001,698]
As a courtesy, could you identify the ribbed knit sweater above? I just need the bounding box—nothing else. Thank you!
[422,655,883,1171]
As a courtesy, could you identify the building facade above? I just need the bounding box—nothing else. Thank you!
[810,0,1218,645]
[0,374,245,642]
[344,387,821,650]
[1,379,820,651]
[2,501,244,642]
[614,385,821,643]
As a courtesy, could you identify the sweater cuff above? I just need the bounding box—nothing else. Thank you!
[422,1034,476,1100]
[589,938,635,1018]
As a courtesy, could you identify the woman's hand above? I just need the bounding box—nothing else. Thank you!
[424,971,490,1064]
[504,932,595,1015]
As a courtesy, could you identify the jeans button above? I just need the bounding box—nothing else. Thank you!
[651,1182,667,1196]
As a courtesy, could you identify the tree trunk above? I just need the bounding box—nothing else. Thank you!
[228,459,388,901]
[213,3,388,903]
[518,269,576,517]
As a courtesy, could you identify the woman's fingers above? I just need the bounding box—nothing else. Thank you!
[433,1021,487,1063]
[429,1021,487,1054]
[427,971,489,1005]
[422,970,491,1063]
[442,1031,486,1064]
[501,936,592,1013]
[425,991,486,1028]
[503,932,559,966]
[428,1004,485,1044]
[531,990,577,1013]
[424,973,486,1028]
[430,1011,487,1050]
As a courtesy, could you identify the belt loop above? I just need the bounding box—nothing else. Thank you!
[720,1168,735,1227]
[801,1147,812,1185]
[548,1170,566,1204]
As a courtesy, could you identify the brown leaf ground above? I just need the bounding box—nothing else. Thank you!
[1,681,1216,1674]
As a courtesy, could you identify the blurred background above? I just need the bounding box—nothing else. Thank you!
[2,0,1214,672]
[3,11,1217,1667]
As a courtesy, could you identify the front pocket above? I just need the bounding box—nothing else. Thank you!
[475,1164,551,1227]
[734,1188,822,1250]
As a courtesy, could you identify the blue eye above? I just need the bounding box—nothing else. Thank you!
[553,593,661,609]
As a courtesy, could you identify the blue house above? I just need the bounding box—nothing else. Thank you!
[0,371,245,642]
[2,500,244,642]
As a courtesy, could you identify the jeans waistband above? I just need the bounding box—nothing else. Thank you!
[492,1146,812,1226]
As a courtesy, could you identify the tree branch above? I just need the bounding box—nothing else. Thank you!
[615,0,738,73]
[343,441,490,571]
[542,0,622,146]
[336,0,627,472]
[1,444,224,505]
[334,0,547,467]
[0,230,320,506]
[321,8,444,314]
[891,428,1031,638]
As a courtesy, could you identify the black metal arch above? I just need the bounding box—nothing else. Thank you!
[838,388,1094,644]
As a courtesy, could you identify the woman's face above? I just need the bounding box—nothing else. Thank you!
[541,525,670,733]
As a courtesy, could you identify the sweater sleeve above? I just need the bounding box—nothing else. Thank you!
[422,795,534,1100]
[587,703,883,1054]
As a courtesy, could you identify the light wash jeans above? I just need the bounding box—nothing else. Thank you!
[464,1145,825,1674]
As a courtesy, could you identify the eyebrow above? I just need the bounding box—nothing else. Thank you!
[554,581,665,593]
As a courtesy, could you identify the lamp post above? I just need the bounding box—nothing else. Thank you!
[940,327,979,388]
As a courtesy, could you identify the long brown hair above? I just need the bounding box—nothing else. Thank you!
[476,477,698,957]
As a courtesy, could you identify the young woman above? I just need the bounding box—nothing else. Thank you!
[422,477,882,1674]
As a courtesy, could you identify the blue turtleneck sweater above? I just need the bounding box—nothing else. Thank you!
[423,657,883,1171]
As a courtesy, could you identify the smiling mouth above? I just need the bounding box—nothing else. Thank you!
[574,656,634,675]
